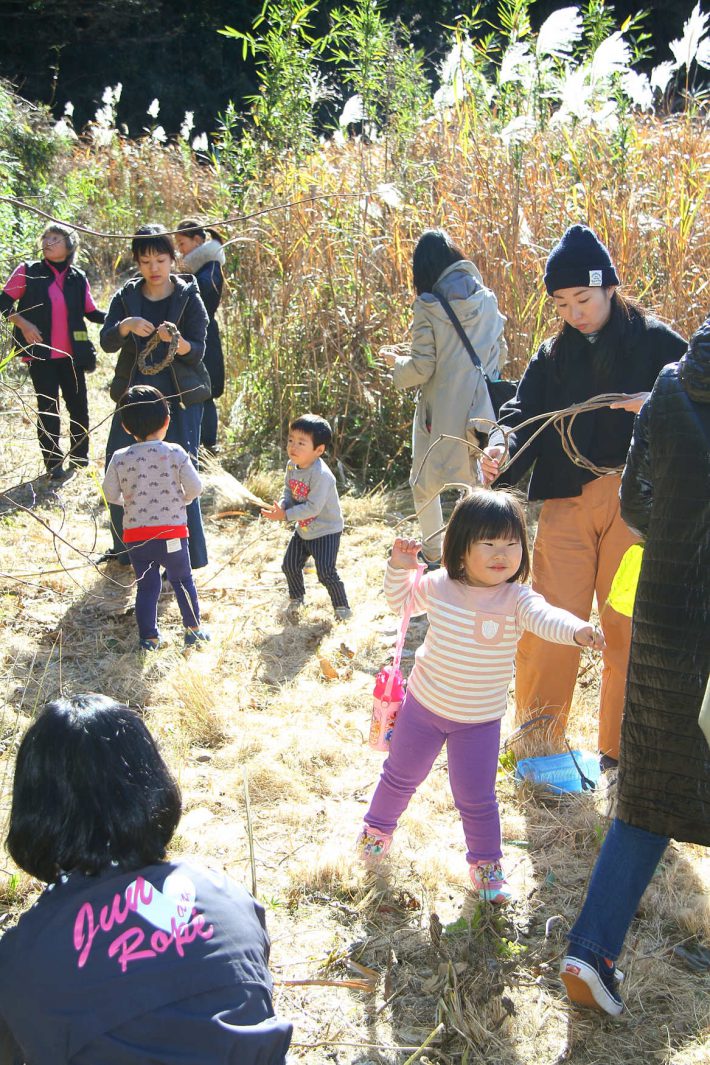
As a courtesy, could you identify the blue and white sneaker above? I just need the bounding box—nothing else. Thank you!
[560,950,624,1016]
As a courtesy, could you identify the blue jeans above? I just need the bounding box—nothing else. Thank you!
[568,817,669,960]
[105,402,208,569]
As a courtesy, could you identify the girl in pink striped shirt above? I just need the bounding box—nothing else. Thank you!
[358,488,604,902]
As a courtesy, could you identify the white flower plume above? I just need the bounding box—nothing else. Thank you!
[147,98,160,119]
[499,114,537,146]
[589,32,631,85]
[339,94,365,127]
[650,61,676,94]
[180,111,194,140]
[669,2,710,71]
[621,70,653,111]
[536,7,583,59]
[374,182,403,208]
[499,42,532,86]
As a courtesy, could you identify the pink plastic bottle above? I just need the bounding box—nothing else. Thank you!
[369,667,406,751]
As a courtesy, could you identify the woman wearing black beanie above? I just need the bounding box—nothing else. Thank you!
[481,224,687,767]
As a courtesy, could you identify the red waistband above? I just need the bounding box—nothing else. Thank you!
[123,524,188,543]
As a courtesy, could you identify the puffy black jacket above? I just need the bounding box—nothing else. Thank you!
[616,322,710,844]
[100,275,210,406]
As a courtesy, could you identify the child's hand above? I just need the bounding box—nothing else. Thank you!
[389,537,421,569]
[261,501,286,522]
[480,445,504,485]
[574,625,605,651]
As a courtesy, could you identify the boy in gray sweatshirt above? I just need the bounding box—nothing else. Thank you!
[261,413,351,619]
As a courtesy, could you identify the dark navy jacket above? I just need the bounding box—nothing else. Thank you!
[100,275,210,406]
[194,259,225,399]
[0,861,292,1065]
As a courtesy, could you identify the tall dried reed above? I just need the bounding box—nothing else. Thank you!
[218,107,708,483]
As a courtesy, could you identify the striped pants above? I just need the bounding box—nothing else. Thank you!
[282,531,349,609]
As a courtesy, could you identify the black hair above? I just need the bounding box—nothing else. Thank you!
[6,694,181,882]
[442,488,530,584]
[119,385,170,440]
[549,290,647,381]
[176,218,224,245]
[412,228,467,296]
[289,413,332,449]
[131,223,176,262]
[41,223,79,263]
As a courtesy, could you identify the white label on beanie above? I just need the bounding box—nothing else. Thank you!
[589,270,602,286]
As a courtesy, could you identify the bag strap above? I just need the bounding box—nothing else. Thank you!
[434,292,483,370]
[383,563,426,700]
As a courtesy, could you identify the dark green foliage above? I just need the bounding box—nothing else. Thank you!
[0,1,697,136]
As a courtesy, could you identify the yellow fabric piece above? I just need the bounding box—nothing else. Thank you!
[607,544,644,617]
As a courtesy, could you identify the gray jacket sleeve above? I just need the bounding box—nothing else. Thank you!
[102,459,123,507]
[179,454,204,504]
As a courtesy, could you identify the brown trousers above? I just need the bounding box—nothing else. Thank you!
[515,475,637,760]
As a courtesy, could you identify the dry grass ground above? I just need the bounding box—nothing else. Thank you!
[0,357,708,1065]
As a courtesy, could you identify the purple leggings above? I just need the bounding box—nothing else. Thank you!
[365,691,502,864]
[128,537,200,641]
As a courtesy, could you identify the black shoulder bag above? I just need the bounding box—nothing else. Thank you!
[434,292,517,418]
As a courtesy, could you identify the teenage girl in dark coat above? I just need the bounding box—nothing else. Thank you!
[100,224,210,568]
[175,219,225,451]
[560,318,710,1017]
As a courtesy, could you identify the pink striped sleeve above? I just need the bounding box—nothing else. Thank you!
[3,264,27,302]
[383,563,429,617]
[516,586,585,644]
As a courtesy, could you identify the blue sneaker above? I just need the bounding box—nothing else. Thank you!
[184,627,211,648]
[560,950,623,1016]
[139,637,163,652]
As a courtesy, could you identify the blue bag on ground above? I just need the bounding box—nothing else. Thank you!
[515,751,600,793]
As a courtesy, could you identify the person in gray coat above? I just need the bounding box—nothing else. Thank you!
[381,229,507,567]
[559,318,710,1017]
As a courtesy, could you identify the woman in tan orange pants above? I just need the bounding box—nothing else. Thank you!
[481,225,686,765]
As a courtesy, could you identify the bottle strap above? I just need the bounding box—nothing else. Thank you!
[383,564,426,700]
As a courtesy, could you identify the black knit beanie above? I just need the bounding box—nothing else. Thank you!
[544,224,620,295]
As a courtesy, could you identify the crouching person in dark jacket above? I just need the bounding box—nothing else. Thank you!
[0,694,293,1065]
[559,318,710,1017]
